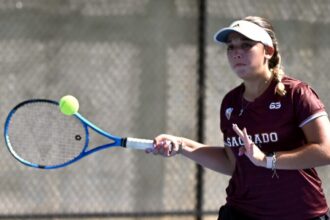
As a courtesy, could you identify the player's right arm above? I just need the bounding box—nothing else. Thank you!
[150,134,235,176]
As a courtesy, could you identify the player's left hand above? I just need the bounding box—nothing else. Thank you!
[232,124,266,167]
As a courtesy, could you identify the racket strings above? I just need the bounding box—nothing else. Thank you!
[7,102,86,167]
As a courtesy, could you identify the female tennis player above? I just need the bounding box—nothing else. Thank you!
[147,16,330,219]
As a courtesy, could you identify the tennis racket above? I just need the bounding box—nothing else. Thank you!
[4,99,154,169]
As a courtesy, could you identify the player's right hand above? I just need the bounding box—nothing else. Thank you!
[146,134,183,157]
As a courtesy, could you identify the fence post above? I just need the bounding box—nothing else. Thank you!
[196,0,207,219]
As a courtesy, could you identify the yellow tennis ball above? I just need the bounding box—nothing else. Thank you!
[59,95,79,116]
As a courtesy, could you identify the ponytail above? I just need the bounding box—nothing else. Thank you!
[271,52,286,96]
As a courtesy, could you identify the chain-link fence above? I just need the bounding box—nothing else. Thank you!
[0,0,329,219]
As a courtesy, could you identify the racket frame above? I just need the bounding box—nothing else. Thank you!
[4,99,153,169]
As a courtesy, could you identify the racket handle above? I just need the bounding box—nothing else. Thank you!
[124,137,154,150]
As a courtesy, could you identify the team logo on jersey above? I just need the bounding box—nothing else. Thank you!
[225,132,279,147]
[269,101,281,110]
[225,107,234,120]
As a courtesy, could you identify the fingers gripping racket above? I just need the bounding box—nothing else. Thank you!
[4,99,154,169]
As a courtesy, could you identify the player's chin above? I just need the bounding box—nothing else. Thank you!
[233,67,256,78]
[234,71,251,79]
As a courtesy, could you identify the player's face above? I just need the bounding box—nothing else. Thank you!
[226,32,269,79]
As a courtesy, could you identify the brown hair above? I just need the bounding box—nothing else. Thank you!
[243,16,286,96]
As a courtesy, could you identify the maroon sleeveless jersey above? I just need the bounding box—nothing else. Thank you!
[220,76,328,219]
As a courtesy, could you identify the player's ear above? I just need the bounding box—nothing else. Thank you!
[264,45,274,59]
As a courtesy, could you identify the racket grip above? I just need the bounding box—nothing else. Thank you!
[125,137,154,150]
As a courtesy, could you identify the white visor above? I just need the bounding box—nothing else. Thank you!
[214,20,273,48]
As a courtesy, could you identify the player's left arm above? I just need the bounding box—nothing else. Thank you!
[275,115,330,169]
[233,115,330,169]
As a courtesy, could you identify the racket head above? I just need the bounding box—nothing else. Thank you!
[4,99,89,169]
